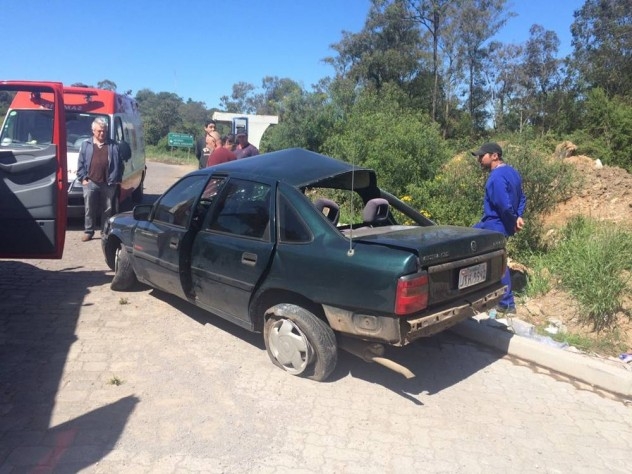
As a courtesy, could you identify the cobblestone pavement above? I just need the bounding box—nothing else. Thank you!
[1,162,631,473]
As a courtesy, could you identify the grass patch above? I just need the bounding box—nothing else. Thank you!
[547,216,632,331]
[119,297,129,305]
[549,330,628,357]
[146,145,198,166]
[520,254,552,298]
[108,375,124,386]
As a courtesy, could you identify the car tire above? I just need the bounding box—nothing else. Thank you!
[264,304,337,381]
[110,245,137,291]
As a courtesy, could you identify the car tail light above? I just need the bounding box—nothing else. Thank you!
[395,272,429,315]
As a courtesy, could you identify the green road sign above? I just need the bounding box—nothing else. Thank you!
[167,132,194,148]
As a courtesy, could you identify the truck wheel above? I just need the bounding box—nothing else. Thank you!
[111,245,137,291]
[132,172,144,202]
[264,304,337,381]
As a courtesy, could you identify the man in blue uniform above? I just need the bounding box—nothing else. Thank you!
[471,142,527,314]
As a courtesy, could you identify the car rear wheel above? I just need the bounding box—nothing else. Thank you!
[264,304,337,381]
[110,245,137,291]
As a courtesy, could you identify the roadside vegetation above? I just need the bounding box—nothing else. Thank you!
[145,145,198,166]
[524,217,632,332]
[26,0,629,354]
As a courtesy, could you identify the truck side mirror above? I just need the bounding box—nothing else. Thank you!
[118,140,132,161]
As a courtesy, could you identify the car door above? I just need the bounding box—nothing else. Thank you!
[190,177,275,329]
[131,174,208,298]
[0,81,67,259]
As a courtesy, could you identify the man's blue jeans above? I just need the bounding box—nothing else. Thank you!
[499,266,514,308]
[83,181,117,235]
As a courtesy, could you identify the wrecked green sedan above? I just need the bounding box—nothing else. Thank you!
[102,148,507,381]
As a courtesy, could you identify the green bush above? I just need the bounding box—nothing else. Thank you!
[405,134,578,259]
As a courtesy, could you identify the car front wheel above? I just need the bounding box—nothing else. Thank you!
[264,304,337,381]
[110,245,137,291]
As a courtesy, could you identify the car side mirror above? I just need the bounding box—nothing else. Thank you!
[118,140,132,162]
[133,204,152,221]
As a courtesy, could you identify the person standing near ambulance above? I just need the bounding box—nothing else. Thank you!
[77,117,123,242]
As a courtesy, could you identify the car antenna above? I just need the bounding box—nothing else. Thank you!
[347,161,355,257]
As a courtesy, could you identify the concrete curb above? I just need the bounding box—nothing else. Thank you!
[450,318,632,398]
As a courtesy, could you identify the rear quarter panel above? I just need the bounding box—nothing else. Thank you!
[260,188,418,314]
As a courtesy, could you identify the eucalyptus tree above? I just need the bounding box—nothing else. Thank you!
[453,0,511,133]
[326,0,428,98]
[252,76,303,116]
[570,0,632,98]
[488,42,524,132]
[219,82,257,114]
[520,25,562,134]
[406,0,459,121]
[97,79,117,92]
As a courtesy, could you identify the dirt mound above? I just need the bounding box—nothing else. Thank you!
[520,148,632,356]
[542,155,632,229]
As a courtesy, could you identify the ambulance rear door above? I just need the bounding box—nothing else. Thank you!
[0,81,67,259]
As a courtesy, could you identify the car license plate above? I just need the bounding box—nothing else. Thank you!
[458,263,487,289]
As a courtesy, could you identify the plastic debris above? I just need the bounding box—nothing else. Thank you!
[618,353,632,363]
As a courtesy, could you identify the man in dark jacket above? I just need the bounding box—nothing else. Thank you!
[234,131,259,159]
[77,118,123,241]
[195,120,216,168]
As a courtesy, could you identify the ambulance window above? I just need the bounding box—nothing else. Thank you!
[114,117,124,142]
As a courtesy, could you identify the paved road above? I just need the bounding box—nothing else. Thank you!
[1,161,631,473]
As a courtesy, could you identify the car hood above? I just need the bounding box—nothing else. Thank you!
[351,225,506,266]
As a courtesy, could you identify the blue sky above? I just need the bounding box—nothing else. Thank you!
[4,0,584,110]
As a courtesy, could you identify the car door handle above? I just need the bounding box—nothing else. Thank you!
[169,237,179,249]
[241,252,257,266]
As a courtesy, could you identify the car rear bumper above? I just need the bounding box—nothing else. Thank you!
[323,282,506,346]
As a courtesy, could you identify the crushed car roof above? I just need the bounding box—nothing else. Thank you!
[196,148,378,190]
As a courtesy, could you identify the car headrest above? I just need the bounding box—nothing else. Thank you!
[363,198,389,224]
[314,198,340,226]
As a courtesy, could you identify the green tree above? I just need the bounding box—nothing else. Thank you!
[520,25,562,134]
[454,0,510,134]
[407,0,459,121]
[322,84,449,196]
[136,89,184,145]
[261,79,342,153]
[97,79,117,91]
[219,82,257,113]
[570,0,632,98]
[327,0,428,94]
[578,88,632,172]
[253,76,303,116]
